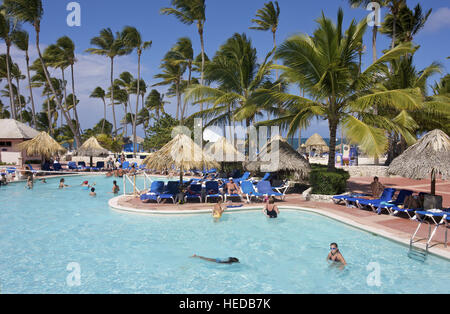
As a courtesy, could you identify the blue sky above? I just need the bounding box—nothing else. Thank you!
[2,0,449,138]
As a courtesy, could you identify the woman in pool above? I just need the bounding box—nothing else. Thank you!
[81,181,96,190]
[191,254,239,264]
[263,197,279,218]
[327,243,346,265]
[112,181,120,194]
[26,176,34,189]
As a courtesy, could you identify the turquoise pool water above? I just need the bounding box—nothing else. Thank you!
[0,175,449,294]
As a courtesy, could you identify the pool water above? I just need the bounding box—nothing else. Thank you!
[0,175,449,294]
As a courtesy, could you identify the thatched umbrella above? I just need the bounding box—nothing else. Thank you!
[388,129,450,195]
[75,137,110,167]
[245,135,311,181]
[17,131,66,160]
[305,133,329,154]
[143,134,219,184]
[204,137,245,170]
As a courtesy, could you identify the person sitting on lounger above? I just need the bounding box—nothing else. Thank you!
[370,177,384,198]
[327,243,346,265]
[191,254,239,264]
[59,178,69,189]
[89,187,97,197]
[226,178,241,196]
[402,193,425,209]
[264,197,279,218]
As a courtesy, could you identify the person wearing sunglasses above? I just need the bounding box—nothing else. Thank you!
[327,243,346,265]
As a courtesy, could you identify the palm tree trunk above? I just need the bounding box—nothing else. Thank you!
[124,102,128,137]
[273,31,278,81]
[47,93,52,135]
[102,98,107,134]
[16,78,23,122]
[71,64,81,137]
[133,52,141,157]
[61,69,68,128]
[35,27,80,147]
[327,118,338,172]
[199,25,205,115]
[5,44,16,119]
[176,81,180,121]
[25,51,37,127]
[372,25,380,165]
[110,57,117,136]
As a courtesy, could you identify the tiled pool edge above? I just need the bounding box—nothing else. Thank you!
[108,195,450,261]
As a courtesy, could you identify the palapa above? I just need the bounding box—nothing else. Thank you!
[75,137,110,167]
[305,133,329,154]
[388,129,450,195]
[17,132,66,160]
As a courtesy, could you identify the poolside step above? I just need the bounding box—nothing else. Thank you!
[408,247,427,262]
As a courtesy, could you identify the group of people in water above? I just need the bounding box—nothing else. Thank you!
[56,178,120,196]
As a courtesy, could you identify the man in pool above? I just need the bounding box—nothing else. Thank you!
[59,178,69,189]
[89,187,97,197]
[327,243,346,266]
[212,200,226,219]
[191,254,239,264]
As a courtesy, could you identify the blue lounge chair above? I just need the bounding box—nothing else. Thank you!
[355,188,397,211]
[95,161,105,171]
[78,161,90,171]
[241,180,264,203]
[140,181,165,203]
[185,184,202,203]
[411,209,450,250]
[256,181,284,200]
[260,173,271,181]
[343,188,395,207]
[122,161,130,170]
[333,193,370,204]
[205,181,223,202]
[42,162,52,172]
[372,189,413,214]
[158,181,180,204]
[236,172,251,183]
[68,162,79,170]
[53,163,63,172]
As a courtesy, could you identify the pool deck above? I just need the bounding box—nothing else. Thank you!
[110,175,450,260]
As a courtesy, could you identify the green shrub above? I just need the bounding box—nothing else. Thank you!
[309,164,350,195]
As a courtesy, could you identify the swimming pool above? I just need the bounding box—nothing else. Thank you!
[0,175,449,293]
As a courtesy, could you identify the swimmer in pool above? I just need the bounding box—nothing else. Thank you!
[263,197,279,218]
[59,178,69,189]
[212,200,225,219]
[327,243,346,266]
[89,187,97,197]
[191,254,239,264]
[81,181,96,190]
[112,180,120,194]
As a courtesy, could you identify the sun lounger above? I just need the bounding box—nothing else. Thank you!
[185,184,202,203]
[140,181,165,203]
[158,181,180,204]
[332,193,370,204]
[68,162,79,170]
[256,181,283,200]
[241,180,264,203]
[411,209,450,251]
[360,189,412,213]
[260,173,271,181]
[53,163,63,172]
[205,181,223,202]
[355,188,397,211]
[77,161,90,171]
[343,188,395,208]
[272,180,290,197]
[95,161,105,171]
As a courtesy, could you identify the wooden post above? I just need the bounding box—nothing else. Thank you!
[431,169,436,196]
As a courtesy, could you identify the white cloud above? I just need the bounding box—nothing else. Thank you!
[423,7,450,33]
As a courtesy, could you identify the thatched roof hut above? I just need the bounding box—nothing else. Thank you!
[204,137,245,163]
[388,129,450,195]
[305,133,329,154]
[75,137,110,167]
[244,136,311,181]
[17,132,66,159]
[143,134,219,184]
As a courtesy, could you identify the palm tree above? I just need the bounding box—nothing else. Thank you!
[90,87,107,133]
[122,26,152,156]
[4,0,81,147]
[0,11,18,119]
[270,9,420,171]
[11,29,37,127]
[86,28,132,135]
[0,99,11,118]
[185,33,274,138]
[145,89,166,121]
[11,63,26,121]
[153,49,186,121]
[380,3,431,46]
[250,1,280,79]
[161,0,207,111]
